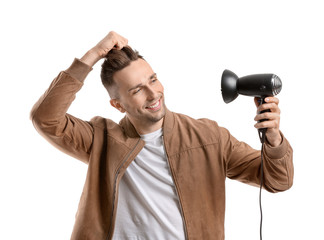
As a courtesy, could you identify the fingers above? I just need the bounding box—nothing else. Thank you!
[254,96,279,104]
[94,31,129,57]
[253,96,282,146]
[109,31,128,50]
[254,96,281,130]
[112,33,128,50]
[254,113,280,129]
[256,97,280,114]
[254,122,279,134]
[254,109,280,121]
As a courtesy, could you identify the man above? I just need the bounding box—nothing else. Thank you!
[30,31,293,240]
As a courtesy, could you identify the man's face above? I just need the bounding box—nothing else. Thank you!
[111,58,166,131]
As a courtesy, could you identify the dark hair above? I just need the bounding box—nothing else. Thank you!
[100,46,144,98]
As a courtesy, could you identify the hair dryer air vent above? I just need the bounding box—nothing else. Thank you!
[271,75,282,96]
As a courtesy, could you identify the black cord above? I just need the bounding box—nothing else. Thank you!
[259,142,264,240]
[259,131,266,240]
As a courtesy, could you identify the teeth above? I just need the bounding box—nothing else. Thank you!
[147,100,159,109]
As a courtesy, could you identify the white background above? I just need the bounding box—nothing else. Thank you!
[1,0,323,239]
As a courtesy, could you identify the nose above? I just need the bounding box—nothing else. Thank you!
[146,86,159,101]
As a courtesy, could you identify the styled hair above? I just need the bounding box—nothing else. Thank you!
[100,46,144,98]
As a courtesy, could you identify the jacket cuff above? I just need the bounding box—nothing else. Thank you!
[64,58,93,82]
[264,131,289,159]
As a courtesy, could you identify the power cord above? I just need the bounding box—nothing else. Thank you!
[259,131,266,240]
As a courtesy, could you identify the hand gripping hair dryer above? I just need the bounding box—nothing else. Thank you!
[221,69,283,237]
[221,69,282,143]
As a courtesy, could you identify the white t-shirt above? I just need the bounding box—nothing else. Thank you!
[112,128,185,240]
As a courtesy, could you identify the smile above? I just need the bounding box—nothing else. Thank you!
[146,99,161,111]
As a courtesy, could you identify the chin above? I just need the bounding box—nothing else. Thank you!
[149,106,166,123]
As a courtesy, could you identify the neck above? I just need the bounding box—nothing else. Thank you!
[129,117,164,135]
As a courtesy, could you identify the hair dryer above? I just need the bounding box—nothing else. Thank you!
[221,69,282,143]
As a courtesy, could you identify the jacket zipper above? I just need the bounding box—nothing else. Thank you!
[162,136,189,240]
[106,139,142,240]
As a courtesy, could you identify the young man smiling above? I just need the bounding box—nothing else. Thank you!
[108,57,166,135]
[31,31,293,240]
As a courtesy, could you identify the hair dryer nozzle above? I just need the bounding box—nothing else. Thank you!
[221,69,239,103]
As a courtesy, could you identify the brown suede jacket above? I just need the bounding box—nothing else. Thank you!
[30,59,293,240]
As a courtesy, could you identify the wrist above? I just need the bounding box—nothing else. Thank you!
[80,48,102,67]
[65,58,93,82]
[266,131,282,147]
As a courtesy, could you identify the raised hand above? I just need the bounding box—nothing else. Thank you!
[80,31,128,67]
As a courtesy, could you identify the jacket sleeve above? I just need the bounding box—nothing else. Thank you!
[220,126,294,193]
[30,59,94,164]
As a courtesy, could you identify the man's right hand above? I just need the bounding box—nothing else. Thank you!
[80,31,128,67]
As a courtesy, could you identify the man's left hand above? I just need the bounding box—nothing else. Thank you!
[254,97,282,147]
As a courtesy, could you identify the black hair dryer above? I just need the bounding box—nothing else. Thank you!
[221,69,282,143]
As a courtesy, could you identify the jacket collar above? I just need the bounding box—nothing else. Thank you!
[119,108,175,138]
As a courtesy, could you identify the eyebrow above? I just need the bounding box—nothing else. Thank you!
[127,73,157,92]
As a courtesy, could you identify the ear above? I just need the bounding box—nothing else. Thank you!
[110,99,126,113]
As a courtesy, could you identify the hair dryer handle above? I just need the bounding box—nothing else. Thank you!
[258,97,270,143]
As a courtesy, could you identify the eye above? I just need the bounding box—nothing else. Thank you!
[133,88,141,94]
